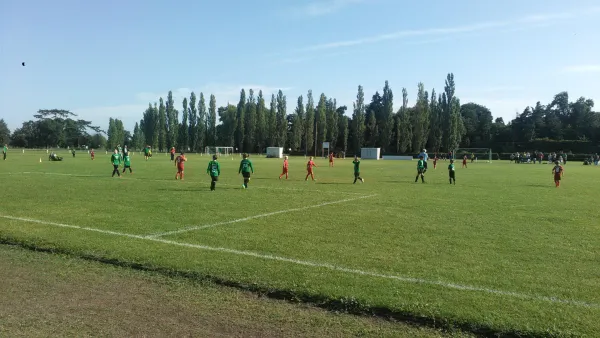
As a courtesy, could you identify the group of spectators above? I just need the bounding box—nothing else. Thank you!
[510,151,569,164]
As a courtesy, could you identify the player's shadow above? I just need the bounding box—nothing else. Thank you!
[525,183,549,188]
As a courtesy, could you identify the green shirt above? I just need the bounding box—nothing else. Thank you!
[238,159,254,173]
[353,160,360,173]
[207,160,221,176]
[123,155,131,166]
[417,160,425,169]
[448,163,455,171]
[2,146,6,153]
[111,153,122,165]
[144,147,149,154]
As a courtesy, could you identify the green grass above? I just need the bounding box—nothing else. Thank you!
[1,244,463,337]
[1,150,599,337]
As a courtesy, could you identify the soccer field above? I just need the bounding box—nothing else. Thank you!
[1,150,598,336]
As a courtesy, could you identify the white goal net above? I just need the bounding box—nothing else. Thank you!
[205,146,234,156]
[453,148,493,162]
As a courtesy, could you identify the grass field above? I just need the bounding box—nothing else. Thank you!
[1,150,599,337]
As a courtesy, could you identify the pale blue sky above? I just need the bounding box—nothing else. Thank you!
[1,0,599,132]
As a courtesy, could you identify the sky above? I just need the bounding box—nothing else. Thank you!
[1,0,599,133]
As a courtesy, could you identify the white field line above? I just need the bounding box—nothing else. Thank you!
[0,171,365,195]
[146,194,377,238]
[1,214,598,310]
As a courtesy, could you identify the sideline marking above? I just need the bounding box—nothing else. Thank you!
[146,194,377,238]
[0,214,598,310]
[0,171,365,195]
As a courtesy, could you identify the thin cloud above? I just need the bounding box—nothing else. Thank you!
[563,65,600,73]
[297,6,599,52]
[294,0,365,17]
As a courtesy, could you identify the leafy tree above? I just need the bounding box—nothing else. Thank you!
[255,91,266,152]
[327,98,338,150]
[290,95,304,152]
[381,81,394,152]
[315,93,327,153]
[179,98,189,150]
[189,92,198,151]
[236,89,246,151]
[245,89,257,152]
[448,97,463,151]
[158,98,167,151]
[208,94,217,146]
[366,108,378,147]
[397,88,412,153]
[197,93,207,151]
[305,90,315,154]
[338,108,349,153]
[412,82,429,152]
[276,90,287,147]
[267,94,277,147]
[365,92,382,147]
[107,118,117,149]
[442,73,456,151]
[0,119,10,145]
[428,90,443,152]
[90,133,107,149]
[352,85,366,152]
[166,90,177,149]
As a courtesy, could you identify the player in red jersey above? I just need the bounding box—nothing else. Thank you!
[170,147,176,161]
[175,152,187,180]
[433,153,438,169]
[462,155,468,168]
[90,149,95,160]
[279,155,289,180]
[305,156,317,181]
[552,161,564,187]
[328,152,335,167]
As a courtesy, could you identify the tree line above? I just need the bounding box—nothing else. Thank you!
[4,73,599,154]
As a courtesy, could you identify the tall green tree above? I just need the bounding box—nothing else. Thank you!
[352,85,366,152]
[276,90,287,147]
[217,104,237,147]
[267,94,277,147]
[338,109,349,153]
[131,122,143,150]
[315,93,328,154]
[427,90,443,152]
[166,90,177,149]
[442,73,456,151]
[255,91,266,152]
[197,93,207,151]
[366,108,378,147]
[189,92,198,151]
[107,118,117,149]
[158,98,167,151]
[381,80,394,152]
[412,82,430,152]
[448,97,463,151]
[327,98,338,150]
[366,92,382,147]
[0,119,10,145]
[397,88,412,153]
[208,94,217,146]
[179,97,189,150]
[291,95,304,151]
[305,90,315,154]
[235,89,246,151]
[245,89,257,152]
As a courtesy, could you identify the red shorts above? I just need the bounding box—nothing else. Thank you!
[282,168,288,172]
[554,174,561,181]
[177,166,184,172]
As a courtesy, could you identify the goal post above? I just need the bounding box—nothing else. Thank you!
[453,148,493,162]
[205,146,234,157]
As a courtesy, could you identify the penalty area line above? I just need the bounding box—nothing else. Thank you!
[0,214,598,310]
[145,194,378,238]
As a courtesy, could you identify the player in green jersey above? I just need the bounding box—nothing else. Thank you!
[352,156,364,184]
[3,144,7,160]
[448,159,456,185]
[143,145,150,161]
[415,155,426,183]
[71,148,76,158]
[207,155,221,191]
[110,149,122,177]
[238,153,254,189]
[122,153,133,174]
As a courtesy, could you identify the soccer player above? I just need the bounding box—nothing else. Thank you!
[238,153,254,189]
[175,152,187,180]
[279,155,289,180]
[170,147,176,161]
[123,145,129,157]
[90,148,95,160]
[448,159,456,185]
[110,149,122,178]
[122,152,133,174]
[415,155,425,183]
[418,149,429,171]
[352,156,364,184]
[433,153,438,169]
[305,156,317,181]
[329,152,335,167]
[552,161,564,188]
[71,148,76,158]
[462,155,468,168]
[144,145,150,161]
[3,144,7,160]
[207,155,221,191]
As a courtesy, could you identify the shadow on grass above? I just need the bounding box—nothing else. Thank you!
[0,236,566,338]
